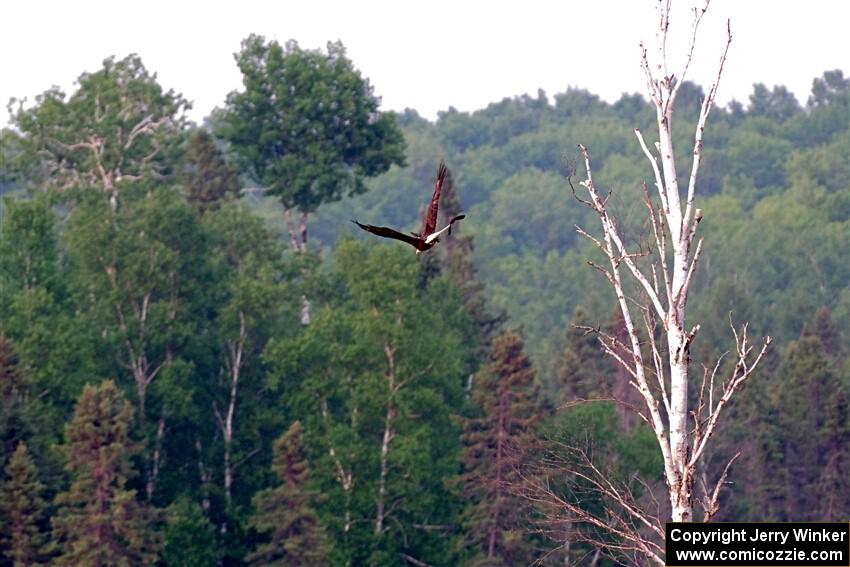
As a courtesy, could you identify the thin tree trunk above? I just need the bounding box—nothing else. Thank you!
[195,439,211,512]
[488,389,507,558]
[215,311,246,510]
[376,343,397,536]
[299,211,308,253]
[322,397,353,536]
[283,208,300,252]
[146,417,165,501]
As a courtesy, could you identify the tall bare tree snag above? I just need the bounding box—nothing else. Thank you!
[566,0,770,549]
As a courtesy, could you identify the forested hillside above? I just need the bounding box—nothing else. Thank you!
[0,31,847,566]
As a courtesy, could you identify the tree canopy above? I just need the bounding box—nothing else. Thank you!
[218,36,406,214]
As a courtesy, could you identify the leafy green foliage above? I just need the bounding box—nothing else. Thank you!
[0,194,58,293]
[10,55,188,200]
[161,497,221,567]
[0,198,89,430]
[218,35,406,213]
[65,184,210,421]
[265,240,473,566]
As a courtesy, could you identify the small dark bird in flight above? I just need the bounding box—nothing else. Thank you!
[353,161,465,255]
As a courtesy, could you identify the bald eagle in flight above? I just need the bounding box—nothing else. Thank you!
[353,161,465,254]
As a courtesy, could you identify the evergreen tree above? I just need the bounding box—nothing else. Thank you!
[0,442,50,566]
[183,130,241,216]
[437,166,505,355]
[52,380,160,566]
[0,336,28,471]
[248,421,331,567]
[556,308,612,404]
[750,308,849,521]
[459,331,541,566]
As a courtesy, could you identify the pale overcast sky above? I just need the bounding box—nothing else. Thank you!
[1,0,848,127]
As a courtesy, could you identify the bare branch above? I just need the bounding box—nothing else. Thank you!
[576,144,677,491]
[635,130,668,214]
[642,307,671,420]
[676,235,703,308]
[669,0,712,109]
[518,446,666,567]
[683,20,732,230]
[702,452,739,522]
[689,319,771,468]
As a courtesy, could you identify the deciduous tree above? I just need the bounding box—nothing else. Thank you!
[10,55,188,209]
[265,241,470,566]
[218,35,405,251]
[66,184,209,499]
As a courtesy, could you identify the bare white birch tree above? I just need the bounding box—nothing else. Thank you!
[536,1,772,563]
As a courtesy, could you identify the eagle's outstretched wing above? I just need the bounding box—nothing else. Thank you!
[352,220,424,248]
[422,161,447,236]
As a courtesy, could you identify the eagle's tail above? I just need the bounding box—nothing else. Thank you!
[448,214,466,235]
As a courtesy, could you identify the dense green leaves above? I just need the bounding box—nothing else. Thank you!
[161,498,221,567]
[264,240,473,566]
[219,36,406,214]
[10,55,188,201]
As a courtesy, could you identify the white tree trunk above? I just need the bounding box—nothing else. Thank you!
[563,1,772,561]
[214,310,246,510]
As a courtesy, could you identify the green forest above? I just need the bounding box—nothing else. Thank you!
[0,30,848,567]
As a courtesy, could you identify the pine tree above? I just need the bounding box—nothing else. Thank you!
[556,308,612,404]
[459,331,541,566]
[0,336,28,471]
[248,421,331,566]
[183,130,241,215]
[437,167,505,352]
[0,442,50,566]
[52,380,160,566]
[755,308,849,521]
